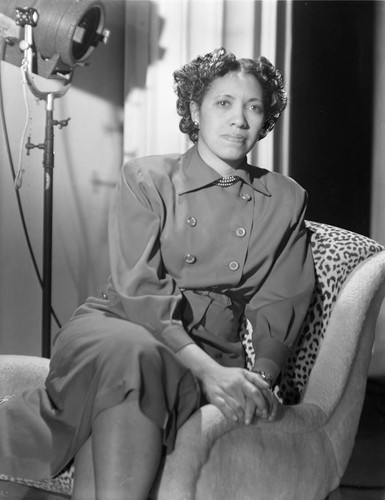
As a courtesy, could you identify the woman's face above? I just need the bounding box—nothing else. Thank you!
[190,71,265,173]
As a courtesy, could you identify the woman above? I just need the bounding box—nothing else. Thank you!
[1,48,315,499]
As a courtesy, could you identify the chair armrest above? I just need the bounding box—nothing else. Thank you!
[156,251,385,500]
[0,355,49,395]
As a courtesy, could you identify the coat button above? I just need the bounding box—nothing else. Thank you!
[236,227,246,237]
[184,254,197,264]
[241,193,252,201]
[229,261,240,271]
[186,216,197,227]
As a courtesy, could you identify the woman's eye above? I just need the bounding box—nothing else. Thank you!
[249,104,263,113]
[217,100,230,107]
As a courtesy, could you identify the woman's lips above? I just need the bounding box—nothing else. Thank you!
[222,134,247,144]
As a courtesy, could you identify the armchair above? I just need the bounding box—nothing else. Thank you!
[1,221,385,500]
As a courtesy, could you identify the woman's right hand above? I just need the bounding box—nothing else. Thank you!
[200,364,272,424]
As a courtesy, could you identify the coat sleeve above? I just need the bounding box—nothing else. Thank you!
[108,160,194,353]
[245,184,315,383]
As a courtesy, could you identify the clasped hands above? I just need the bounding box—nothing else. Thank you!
[200,365,280,425]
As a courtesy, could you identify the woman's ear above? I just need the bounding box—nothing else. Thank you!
[190,101,200,124]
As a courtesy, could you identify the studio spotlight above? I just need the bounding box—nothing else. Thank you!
[0,0,109,357]
[0,0,109,79]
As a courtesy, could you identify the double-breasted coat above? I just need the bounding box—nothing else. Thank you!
[0,145,315,480]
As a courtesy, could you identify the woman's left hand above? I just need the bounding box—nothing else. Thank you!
[243,377,280,425]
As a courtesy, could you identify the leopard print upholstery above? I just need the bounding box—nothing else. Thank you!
[0,462,73,497]
[0,221,384,496]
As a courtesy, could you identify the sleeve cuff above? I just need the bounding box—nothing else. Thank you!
[252,358,280,383]
[252,337,291,382]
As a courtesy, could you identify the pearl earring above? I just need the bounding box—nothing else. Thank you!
[193,121,200,129]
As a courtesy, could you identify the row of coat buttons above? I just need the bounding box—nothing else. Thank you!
[184,254,240,271]
[186,217,246,239]
[183,191,250,270]
[185,190,251,228]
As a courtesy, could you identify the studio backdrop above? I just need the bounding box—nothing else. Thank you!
[1,0,384,371]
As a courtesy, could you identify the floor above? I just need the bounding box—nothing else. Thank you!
[329,377,385,500]
[1,378,385,499]
[331,490,385,500]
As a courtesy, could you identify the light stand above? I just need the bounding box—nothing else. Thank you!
[0,1,109,357]
[18,10,73,358]
[42,94,56,359]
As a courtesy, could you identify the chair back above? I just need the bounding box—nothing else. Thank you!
[241,221,384,404]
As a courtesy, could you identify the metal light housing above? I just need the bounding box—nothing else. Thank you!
[0,0,109,78]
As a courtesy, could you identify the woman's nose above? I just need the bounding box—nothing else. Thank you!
[231,106,247,128]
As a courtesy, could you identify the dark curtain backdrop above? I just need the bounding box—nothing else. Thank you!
[289,0,375,236]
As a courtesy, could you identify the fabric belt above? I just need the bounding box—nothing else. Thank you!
[181,289,246,368]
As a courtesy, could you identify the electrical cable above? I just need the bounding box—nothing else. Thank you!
[14,52,30,190]
[0,37,62,329]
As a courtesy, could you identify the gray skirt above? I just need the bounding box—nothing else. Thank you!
[0,307,200,480]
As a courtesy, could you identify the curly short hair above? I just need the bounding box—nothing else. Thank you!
[173,47,287,143]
